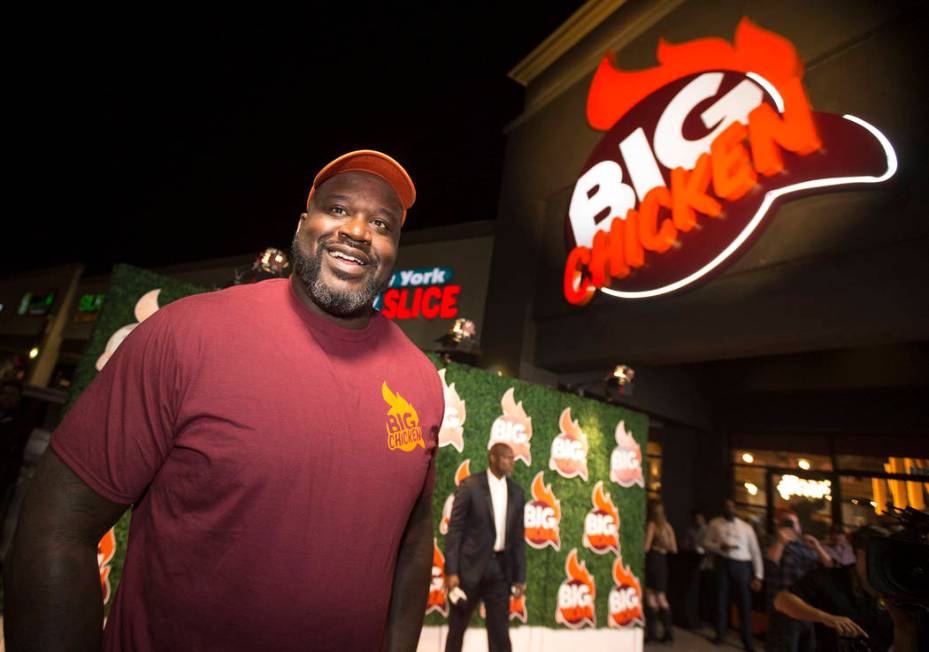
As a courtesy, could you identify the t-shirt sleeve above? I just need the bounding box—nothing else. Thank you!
[418,360,445,498]
[51,307,187,504]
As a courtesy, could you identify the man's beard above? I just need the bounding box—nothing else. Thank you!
[291,235,387,318]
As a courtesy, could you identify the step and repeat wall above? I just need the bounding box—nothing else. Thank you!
[66,264,648,649]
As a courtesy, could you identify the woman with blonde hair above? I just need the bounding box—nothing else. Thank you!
[645,501,678,643]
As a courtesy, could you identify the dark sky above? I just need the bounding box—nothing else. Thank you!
[8,4,584,276]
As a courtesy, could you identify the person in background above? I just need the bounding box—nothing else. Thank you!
[773,525,922,652]
[645,501,678,643]
[765,511,833,652]
[682,510,710,629]
[822,526,856,567]
[704,499,764,652]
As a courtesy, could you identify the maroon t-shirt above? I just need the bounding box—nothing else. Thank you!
[52,278,444,651]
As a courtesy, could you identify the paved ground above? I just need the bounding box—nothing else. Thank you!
[645,626,763,652]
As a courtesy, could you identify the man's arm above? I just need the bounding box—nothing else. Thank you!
[512,488,526,593]
[3,449,129,652]
[746,522,764,581]
[443,480,471,589]
[702,520,722,554]
[802,535,833,567]
[773,590,868,639]
[385,489,434,652]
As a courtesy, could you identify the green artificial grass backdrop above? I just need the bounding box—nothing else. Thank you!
[66,265,647,630]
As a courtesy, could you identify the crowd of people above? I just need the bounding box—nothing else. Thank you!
[644,499,925,652]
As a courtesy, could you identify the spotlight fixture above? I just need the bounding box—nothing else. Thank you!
[449,318,476,344]
[435,317,479,364]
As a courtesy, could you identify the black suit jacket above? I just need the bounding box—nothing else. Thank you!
[445,471,526,590]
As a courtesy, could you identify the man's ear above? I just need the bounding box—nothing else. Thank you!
[296,212,308,235]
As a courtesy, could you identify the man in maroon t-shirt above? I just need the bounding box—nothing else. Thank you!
[5,151,445,651]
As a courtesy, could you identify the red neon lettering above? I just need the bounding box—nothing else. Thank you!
[421,286,443,319]
[711,122,756,201]
[637,186,676,253]
[564,247,595,306]
[439,285,460,319]
[589,216,629,288]
[671,153,721,232]
[381,289,400,319]
[748,81,822,176]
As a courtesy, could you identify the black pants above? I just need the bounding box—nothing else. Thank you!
[716,558,754,648]
[445,553,511,652]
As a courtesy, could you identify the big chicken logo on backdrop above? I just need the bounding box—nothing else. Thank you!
[427,538,448,617]
[583,481,620,554]
[98,528,117,605]
[437,368,466,452]
[564,18,896,304]
[524,471,562,550]
[439,460,471,536]
[549,408,590,480]
[487,388,533,465]
[608,555,644,629]
[555,549,597,629]
[610,421,644,488]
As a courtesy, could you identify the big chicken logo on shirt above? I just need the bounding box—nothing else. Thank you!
[437,368,466,452]
[610,421,644,488]
[98,528,117,605]
[564,18,896,304]
[439,460,471,536]
[583,481,620,555]
[487,388,532,465]
[426,538,448,617]
[608,554,644,629]
[555,549,597,629]
[382,382,425,452]
[524,471,561,551]
[548,408,590,480]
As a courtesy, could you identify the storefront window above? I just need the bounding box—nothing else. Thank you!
[732,449,832,471]
[646,441,662,501]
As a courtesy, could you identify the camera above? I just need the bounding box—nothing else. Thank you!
[866,507,929,604]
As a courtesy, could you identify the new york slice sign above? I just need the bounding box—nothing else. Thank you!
[564,18,896,304]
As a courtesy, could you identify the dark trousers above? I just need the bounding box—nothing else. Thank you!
[765,612,815,652]
[445,553,511,652]
[715,558,754,648]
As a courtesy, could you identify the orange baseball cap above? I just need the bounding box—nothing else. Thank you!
[306,149,416,224]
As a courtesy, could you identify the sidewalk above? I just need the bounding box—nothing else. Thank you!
[645,626,763,652]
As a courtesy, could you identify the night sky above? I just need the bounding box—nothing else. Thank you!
[9,4,584,276]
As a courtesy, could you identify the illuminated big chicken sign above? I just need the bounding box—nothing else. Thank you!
[582,481,620,555]
[608,555,644,629]
[427,538,448,617]
[524,471,562,550]
[564,18,896,304]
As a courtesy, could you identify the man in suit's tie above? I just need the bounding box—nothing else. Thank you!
[444,443,527,652]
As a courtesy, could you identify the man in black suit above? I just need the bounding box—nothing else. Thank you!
[444,442,526,652]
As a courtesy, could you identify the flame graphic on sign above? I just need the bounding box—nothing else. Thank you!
[610,421,644,487]
[584,481,621,554]
[525,471,562,550]
[510,593,528,623]
[438,368,466,452]
[440,460,472,536]
[97,528,117,605]
[96,289,161,371]
[426,538,448,617]
[588,18,803,131]
[382,382,424,451]
[549,408,590,480]
[488,387,533,465]
[609,555,644,628]
[531,471,562,522]
[556,549,597,629]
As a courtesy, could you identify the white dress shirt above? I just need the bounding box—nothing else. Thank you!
[487,470,508,552]
[705,516,764,580]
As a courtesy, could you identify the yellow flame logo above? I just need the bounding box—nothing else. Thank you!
[382,381,425,452]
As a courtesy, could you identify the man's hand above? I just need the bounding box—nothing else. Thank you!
[511,583,526,598]
[720,542,735,552]
[750,578,762,592]
[778,527,798,544]
[446,574,460,590]
[819,613,868,638]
